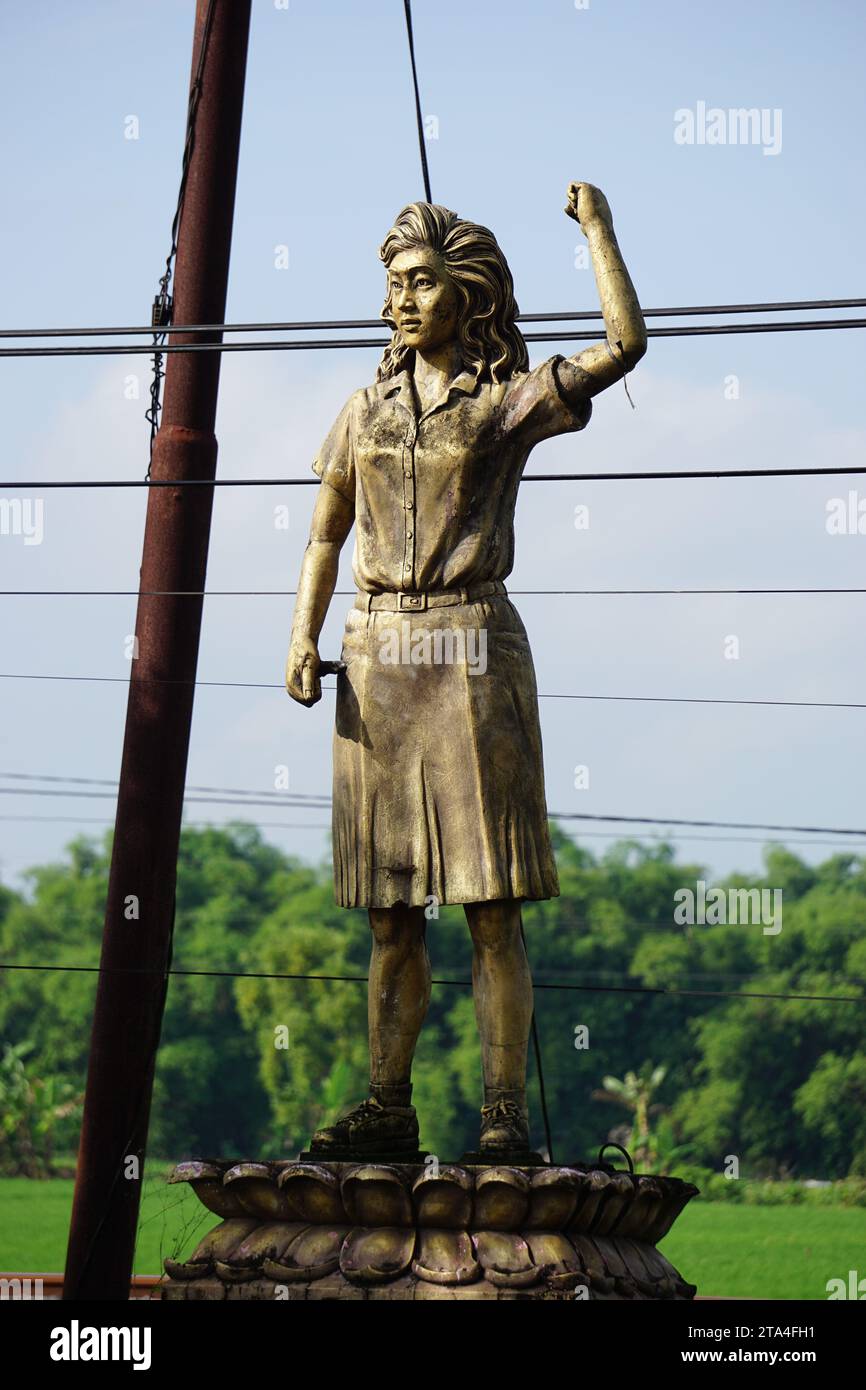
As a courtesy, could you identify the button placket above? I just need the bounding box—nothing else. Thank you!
[401,418,417,588]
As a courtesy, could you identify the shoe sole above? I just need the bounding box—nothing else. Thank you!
[349,1138,420,1154]
[307,1137,420,1155]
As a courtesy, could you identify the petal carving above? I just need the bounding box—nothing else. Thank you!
[568,1234,615,1296]
[263,1224,350,1283]
[341,1165,413,1227]
[277,1163,348,1223]
[413,1229,480,1285]
[472,1167,530,1231]
[214,1221,304,1282]
[168,1161,248,1219]
[614,1176,664,1239]
[473,1230,539,1288]
[568,1169,610,1232]
[164,1216,259,1280]
[592,1234,641,1298]
[645,1181,699,1244]
[592,1172,636,1235]
[340,1226,416,1284]
[526,1168,580,1230]
[525,1231,583,1287]
[224,1163,294,1220]
[412,1165,474,1229]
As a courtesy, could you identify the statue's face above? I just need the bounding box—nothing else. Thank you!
[386,247,459,354]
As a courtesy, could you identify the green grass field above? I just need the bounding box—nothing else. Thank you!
[1,1176,863,1299]
[0,1174,212,1280]
[660,1202,865,1301]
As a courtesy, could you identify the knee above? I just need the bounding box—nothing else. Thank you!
[466,901,523,956]
[369,906,426,952]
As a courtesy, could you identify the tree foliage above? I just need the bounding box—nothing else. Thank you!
[1,825,864,1176]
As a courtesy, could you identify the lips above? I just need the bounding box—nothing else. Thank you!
[400,319,421,330]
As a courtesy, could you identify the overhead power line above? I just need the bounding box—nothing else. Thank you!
[4,586,866,598]
[0,786,330,810]
[2,316,864,358]
[4,462,866,488]
[2,811,863,852]
[0,959,860,1006]
[3,771,866,838]
[0,669,863,711]
[0,771,328,803]
[0,815,332,832]
[554,810,866,837]
[1,298,864,340]
[403,0,432,203]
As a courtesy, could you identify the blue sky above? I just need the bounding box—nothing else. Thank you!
[1,0,865,890]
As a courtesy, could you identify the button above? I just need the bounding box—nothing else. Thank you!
[404,469,412,477]
[407,530,413,539]
[405,501,413,510]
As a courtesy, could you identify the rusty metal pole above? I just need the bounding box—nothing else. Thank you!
[63,0,251,1300]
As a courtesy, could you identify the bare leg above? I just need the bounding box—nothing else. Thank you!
[368,904,431,1092]
[308,904,429,1153]
[464,899,533,1101]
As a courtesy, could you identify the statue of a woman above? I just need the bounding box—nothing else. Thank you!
[286,183,646,1158]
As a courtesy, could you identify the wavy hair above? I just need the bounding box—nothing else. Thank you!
[377,202,528,384]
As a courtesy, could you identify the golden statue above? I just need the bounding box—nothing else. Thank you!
[286,183,646,1159]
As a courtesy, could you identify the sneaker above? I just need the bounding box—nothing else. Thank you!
[479,1099,530,1154]
[309,1096,419,1155]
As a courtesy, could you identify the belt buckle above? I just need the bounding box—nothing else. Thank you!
[398,591,426,611]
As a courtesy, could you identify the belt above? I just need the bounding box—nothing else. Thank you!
[356,579,506,613]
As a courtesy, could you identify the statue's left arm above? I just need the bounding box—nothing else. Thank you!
[559,181,647,398]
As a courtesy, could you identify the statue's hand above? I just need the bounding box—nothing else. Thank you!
[565,182,613,235]
[286,633,322,707]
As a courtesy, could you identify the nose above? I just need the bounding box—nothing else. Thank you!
[396,285,416,312]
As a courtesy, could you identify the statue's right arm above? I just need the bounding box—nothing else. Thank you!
[285,481,355,707]
[560,182,647,398]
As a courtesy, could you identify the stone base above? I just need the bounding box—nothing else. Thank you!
[459,1150,548,1167]
[299,1148,429,1164]
[163,1158,698,1301]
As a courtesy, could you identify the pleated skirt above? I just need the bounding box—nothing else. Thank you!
[330,593,560,909]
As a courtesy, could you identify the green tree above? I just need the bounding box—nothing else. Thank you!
[0,1040,81,1176]
[592,1063,667,1167]
[1,825,864,1177]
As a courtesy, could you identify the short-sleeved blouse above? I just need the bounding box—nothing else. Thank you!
[311,353,592,910]
[312,354,592,593]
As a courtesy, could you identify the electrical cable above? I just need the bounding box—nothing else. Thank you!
[4,771,866,838]
[5,460,866,487]
[3,315,864,357]
[1,670,863,711]
[2,297,863,340]
[0,959,860,1006]
[402,0,432,203]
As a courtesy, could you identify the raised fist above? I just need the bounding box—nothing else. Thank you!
[565,182,613,235]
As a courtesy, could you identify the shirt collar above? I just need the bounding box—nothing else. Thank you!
[379,362,482,410]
